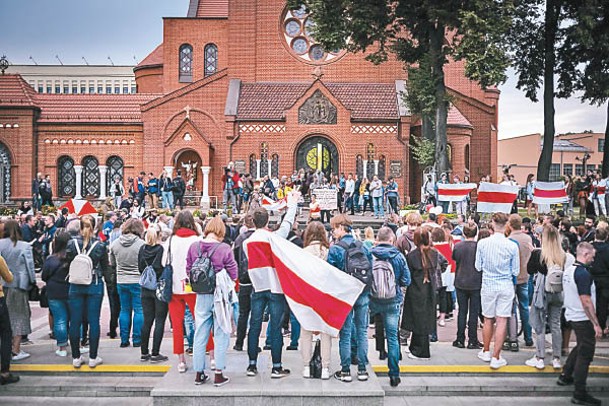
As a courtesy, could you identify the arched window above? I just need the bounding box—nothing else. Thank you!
[57,156,76,197]
[0,142,10,203]
[82,156,100,197]
[366,143,375,179]
[464,144,470,171]
[260,143,269,178]
[249,154,257,177]
[179,44,193,83]
[106,156,124,196]
[271,154,279,178]
[355,154,363,179]
[204,44,218,77]
[378,155,386,181]
[447,144,453,166]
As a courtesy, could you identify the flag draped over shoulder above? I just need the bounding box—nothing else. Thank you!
[244,230,364,337]
[437,183,477,202]
[476,182,518,213]
[532,181,568,205]
[261,196,287,211]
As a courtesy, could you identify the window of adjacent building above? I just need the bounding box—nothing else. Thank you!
[563,164,573,177]
[123,85,129,94]
[55,81,61,94]
[38,84,43,93]
[131,85,137,94]
[586,164,596,173]
[204,43,218,77]
[179,44,193,83]
[549,163,561,181]
[576,164,584,176]
[71,81,78,94]
[89,86,95,94]
[46,81,52,93]
[63,81,69,94]
[599,138,604,153]
[98,85,104,94]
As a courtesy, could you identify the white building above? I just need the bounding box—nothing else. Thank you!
[5,64,137,94]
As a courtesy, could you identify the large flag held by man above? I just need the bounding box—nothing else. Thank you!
[532,181,568,205]
[261,196,287,211]
[437,183,477,202]
[476,182,519,213]
[245,231,365,337]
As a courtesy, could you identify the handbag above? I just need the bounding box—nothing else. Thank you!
[309,340,322,379]
[28,283,41,301]
[39,286,49,308]
[429,253,443,292]
[156,237,173,303]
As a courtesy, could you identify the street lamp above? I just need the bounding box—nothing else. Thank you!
[575,152,592,176]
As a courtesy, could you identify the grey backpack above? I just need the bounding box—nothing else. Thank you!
[371,256,397,301]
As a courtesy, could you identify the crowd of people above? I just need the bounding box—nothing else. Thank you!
[0,166,606,405]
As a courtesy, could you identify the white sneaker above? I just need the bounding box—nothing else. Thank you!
[525,356,545,370]
[552,358,562,369]
[12,351,30,361]
[55,349,67,357]
[210,359,216,370]
[72,356,84,368]
[303,367,311,378]
[321,368,330,380]
[80,346,89,354]
[178,362,187,373]
[490,356,507,369]
[407,353,430,360]
[89,357,103,368]
[477,350,491,362]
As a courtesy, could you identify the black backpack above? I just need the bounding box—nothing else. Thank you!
[190,243,221,294]
[336,240,372,287]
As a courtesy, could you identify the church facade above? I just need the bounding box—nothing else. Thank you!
[0,0,499,206]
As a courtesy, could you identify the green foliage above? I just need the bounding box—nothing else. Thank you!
[409,135,436,167]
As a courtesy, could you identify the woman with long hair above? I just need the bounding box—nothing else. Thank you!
[403,227,448,359]
[300,221,332,379]
[525,174,537,216]
[526,224,572,370]
[162,210,201,373]
[431,227,456,328]
[360,177,372,215]
[42,231,71,357]
[138,224,168,362]
[66,215,110,368]
[0,220,36,362]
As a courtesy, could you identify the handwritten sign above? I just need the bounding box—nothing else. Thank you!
[234,160,246,175]
[312,188,337,210]
[390,160,402,178]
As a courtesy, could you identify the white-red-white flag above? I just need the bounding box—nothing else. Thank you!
[260,196,287,211]
[588,179,607,201]
[476,182,518,213]
[437,183,477,202]
[245,230,365,337]
[532,181,568,205]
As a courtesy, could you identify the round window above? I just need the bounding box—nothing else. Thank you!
[292,37,309,55]
[285,19,301,37]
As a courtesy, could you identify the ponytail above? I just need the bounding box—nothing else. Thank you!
[80,215,95,247]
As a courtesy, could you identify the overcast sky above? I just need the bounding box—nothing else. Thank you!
[0,0,605,139]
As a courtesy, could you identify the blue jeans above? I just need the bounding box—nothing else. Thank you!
[339,291,369,372]
[193,294,230,372]
[48,299,69,347]
[373,196,384,217]
[69,278,104,359]
[290,311,301,347]
[248,291,287,368]
[370,300,400,377]
[516,283,532,342]
[184,305,195,349]
[117,283,143,345]
[162,191,174,209]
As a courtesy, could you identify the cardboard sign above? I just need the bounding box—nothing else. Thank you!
[312,188,337,210]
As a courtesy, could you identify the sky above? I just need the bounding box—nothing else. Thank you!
[0,0,605,139]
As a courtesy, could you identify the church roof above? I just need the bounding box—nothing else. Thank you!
[0,74,38,107]
[135,44,163,69]
[187,0,228,18]
[413,104,473,129]
[237,82,399,121]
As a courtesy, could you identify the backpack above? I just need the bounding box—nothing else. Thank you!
[190,243,221,294]
[336,240,372,287]
[371,256,397,301]
[139,261,157,291]
[68,240,99,285]
[545,263,564,293]
[156,237,173,303]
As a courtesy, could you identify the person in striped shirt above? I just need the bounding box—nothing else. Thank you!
[474,212,520,369]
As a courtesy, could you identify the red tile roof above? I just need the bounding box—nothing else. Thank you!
[188,0,228,18]
[0,74,38,107]
[35,93,159,123]
[413,104,473,129]
[136,44,163,69]
[237,82,399,121]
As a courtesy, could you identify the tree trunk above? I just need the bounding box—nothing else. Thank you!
[537,0,559,182]
[602,101,609,178]
[430,24,450,176]
[422,114,434,141]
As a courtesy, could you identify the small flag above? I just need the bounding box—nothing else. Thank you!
[532,181,568,205]
[476,182,518,213]
[261,196,287,211]
[437,183,477,202]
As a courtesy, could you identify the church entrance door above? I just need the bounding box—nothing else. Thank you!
[296,136,339,179]
[174,149,202,192]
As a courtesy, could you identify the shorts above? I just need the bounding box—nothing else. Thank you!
[481,288,514,318]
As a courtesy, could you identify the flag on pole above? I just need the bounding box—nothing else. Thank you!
[245,230,365,337]
[261,196,287,211]
[476,182,519,213]
[437,183,477,202]
[532,181,568,205]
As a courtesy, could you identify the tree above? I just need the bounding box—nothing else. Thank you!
[291,0,512,176]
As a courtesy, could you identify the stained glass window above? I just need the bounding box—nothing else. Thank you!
[260,143,269,178]
[356,155,363,179]
[57,156,76,197]
[378,155,386,181]
[179,44,193,83]
[106,156,124,196]
[204,44,218,77]
[82,156,100,197]
[271,154,279,178]
[249,154,257,177]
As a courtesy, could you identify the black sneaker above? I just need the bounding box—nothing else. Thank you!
[389,376,401,387]
[233,345,243,351]
[452,340,465,349]
[246,365,258,376]
[133,342,141,348]
[286,345,298,351]
[140,354,151,362]
[467,342,483,350]
[510,341,520,352]
[334,370,352,382]
[524,339,534,347]
[557,374,574,386]
[263,345,271,351]
[150,354,169,363]
[271,367,291,379]
[195,372,209,385]
[0,373,20,385]
[571,393,602,406]
[379,350,387,360]
[120,342,130,348]
[357,370,369,381]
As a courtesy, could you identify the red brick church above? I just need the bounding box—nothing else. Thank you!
[0,0,499,206]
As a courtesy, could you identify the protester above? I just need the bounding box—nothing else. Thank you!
[558,242,603,406]
[475,213,520,369]
[590,226,609,338]
[110,218,145,348]
[370,175,384,219]
[66,215,109,368]
[0,255,18,384]
[232,214,256,352]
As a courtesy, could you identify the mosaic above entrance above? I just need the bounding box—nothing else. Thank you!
[298,90,337,125]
